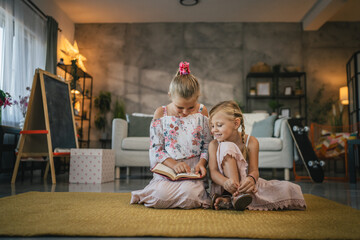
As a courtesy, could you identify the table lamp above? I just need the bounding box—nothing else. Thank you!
[339,86,349,105]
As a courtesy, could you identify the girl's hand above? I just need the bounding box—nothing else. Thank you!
[194,162,207,177]
[234,176,257,195]
[223,178,239,194]
[173,162,191,174]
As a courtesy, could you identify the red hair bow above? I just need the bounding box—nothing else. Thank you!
[179,61,190,75]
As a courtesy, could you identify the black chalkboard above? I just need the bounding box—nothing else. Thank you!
[42,73,77,150]
[12,69,78,184]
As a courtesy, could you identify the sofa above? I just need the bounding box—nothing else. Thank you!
[112,113,293,180]
[243,113,293,180]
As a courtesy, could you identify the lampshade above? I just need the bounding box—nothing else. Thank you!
[339,86,349,105]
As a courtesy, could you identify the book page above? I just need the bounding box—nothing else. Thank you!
[176,172,201,179]
[152,163,177,179]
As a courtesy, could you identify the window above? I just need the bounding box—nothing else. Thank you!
[0,1,46,124]
[0,25,3,87]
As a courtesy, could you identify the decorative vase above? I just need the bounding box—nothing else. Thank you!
[19,117,25,129]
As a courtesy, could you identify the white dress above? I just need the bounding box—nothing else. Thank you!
[130,104,213,209]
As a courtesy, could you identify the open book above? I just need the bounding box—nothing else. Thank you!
[151,163,202,181]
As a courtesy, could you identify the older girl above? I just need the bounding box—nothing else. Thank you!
[131,62,212,209]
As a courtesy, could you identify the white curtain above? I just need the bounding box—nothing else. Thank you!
[0,0,46,125]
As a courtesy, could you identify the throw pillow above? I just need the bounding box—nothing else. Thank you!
[250,115,277,138]
[127,114,153,137]
[273,118,284,138]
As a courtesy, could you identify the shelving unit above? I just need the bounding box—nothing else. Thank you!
[245,72,307,123]
[57,64,93,148]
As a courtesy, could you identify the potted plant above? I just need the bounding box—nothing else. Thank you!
[268,99,283,115]
[308,86,334,125]
[13,86,31,128]
[94,91,112,138]
[294,79,303,95]
[113,99,126,120]
[70,59,79,91]
[0,89,12,123]
[331,101,345,132]
[235,100,245,112]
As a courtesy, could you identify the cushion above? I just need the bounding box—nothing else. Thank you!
[122,137,150,150]
[242,112,269,134]
[126,114,153,137]
[257,137,283,151]
[273,118,285,138]
[250,115,277,138]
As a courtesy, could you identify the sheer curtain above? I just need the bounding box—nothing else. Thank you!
[0,0,46,125]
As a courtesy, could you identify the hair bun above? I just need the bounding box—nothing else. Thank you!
[179,61,190,75]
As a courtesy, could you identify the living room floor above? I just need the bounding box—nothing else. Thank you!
[0,167,359,240]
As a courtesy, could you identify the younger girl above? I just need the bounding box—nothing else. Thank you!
[131,62,213,209]
[209,100,307,211]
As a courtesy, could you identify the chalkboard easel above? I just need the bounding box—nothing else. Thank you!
[11,69,78,184]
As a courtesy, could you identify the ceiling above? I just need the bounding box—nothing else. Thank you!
[43,0,360,30]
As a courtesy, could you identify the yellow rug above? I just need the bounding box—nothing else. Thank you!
[0,192,359,239]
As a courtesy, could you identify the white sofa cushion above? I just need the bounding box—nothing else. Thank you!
[122,137,149,150]
[273,118,286,137]
[242,113,269,134]
[257,137,283,151]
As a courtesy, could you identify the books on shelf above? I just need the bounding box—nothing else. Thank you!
[151,163,202,181]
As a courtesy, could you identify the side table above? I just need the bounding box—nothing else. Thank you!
[99,138,112,149]
[347,139,360,184]
[0,124,21,173]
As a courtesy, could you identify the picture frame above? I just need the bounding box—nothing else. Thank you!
[284,86,292,96]
[256,82,270,96]
[280,108,291,118]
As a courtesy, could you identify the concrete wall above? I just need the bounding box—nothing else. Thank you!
[74,22,360,142]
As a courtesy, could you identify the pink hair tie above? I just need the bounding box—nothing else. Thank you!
[179,61,190,75]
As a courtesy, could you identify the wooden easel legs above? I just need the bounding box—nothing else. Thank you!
[12,155,57,184]
[43,156,56,183]
[11,151,22,184]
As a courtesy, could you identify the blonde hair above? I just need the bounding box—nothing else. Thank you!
[209,100,246,145]
[169,69,200,99]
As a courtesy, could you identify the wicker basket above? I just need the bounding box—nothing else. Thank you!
[250,62,271,73]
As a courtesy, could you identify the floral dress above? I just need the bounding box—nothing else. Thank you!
[130,104,213,209]
[211,138,307,210]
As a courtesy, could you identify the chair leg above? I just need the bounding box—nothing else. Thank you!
[126,167,130,177]
[115,167,120,179]
[284,168,290,181]
[272,168,277,178]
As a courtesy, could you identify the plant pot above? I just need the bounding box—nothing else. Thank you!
[101,132,108,140]
[295,89,303,95]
